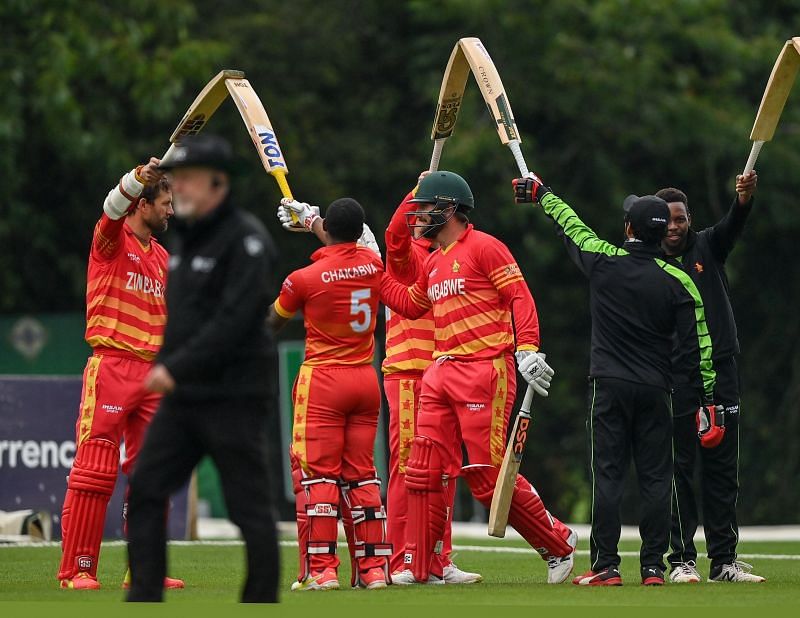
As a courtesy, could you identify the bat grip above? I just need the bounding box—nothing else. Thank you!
[430,139,445,172]
[161,143,177,163]
[507,139,533,178]
[743,141,764,175]
[520,385,534,414]
[272,170,299,222]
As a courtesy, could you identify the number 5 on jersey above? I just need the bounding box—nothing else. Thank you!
[350,289,372,333]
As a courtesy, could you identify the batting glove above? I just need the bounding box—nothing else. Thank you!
[278,198,320,232]
[512,175,551,204]
[697,404,725,448]
[357,223,382,258]
[515,350,554,397]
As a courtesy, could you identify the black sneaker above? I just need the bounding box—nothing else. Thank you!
[572,566,623,586]
[641,565,665,586]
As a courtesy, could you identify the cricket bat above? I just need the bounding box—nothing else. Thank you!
[488,384,535,538]
[429,42,471,171]
[161,69,246,163]
[458,37,534,179]
[225,78,294,202]
[743,37,800,174]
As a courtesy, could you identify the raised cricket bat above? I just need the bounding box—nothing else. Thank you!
[161,69,245,163]
[429,42,471,171]
[488,384,535,538]
[458,37,534,179]
[225,78,294,202]
[743,37,800,174]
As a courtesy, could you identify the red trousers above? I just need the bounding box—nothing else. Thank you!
[385,375,456,574]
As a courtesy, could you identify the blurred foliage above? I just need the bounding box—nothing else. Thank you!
[2,0,799,522]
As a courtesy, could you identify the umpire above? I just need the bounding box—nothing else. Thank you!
[512,176,717,586]
[656,172,764,583]
[126,134,280,603]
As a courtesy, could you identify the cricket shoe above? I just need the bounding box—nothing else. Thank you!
[390,569,445,585]
[291,568,340,591]
[443,563,483,584]
[121,568,185,590]
[59,573,101,590]
[669,561,702,583]
[641,566,665,586]
[572,566,623,586]
[546,528,578,584]
[357,568,389,590]
[709,561,765,583]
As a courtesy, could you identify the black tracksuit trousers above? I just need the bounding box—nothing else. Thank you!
[588,377,673,572]
[126,397,279,603]
[669,356,740,570]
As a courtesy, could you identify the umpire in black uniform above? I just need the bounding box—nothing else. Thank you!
[656,171,764,583]
[512,176,718,586]
[126,135,280,602]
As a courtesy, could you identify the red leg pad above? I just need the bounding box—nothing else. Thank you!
[341,478,391,587]
[404,436,448,582]
[290,449,310,582]
[58,439,119,580]
[300,477,340,578]
[461,464,572,558]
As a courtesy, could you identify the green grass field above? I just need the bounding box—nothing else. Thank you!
[1,537,798,610]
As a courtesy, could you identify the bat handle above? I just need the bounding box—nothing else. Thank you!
[161,143,177,164]
[507,139,539,180]
[743,140,764,175]
[520,385,534,414]
[272,170,299,222]
[429,138,446,172]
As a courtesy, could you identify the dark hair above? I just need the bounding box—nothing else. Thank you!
[655,187,688,212]
[325,198,365,243]
[630,222,667,246]
[140,177,171,204]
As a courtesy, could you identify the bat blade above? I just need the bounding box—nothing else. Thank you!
[750,41,800,142]
[225,78,294,201]
[429,43,471,171]
[488,386,534,538]
[458,37,521,146]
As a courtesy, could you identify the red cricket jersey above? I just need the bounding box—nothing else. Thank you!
[274,243,384,366]
[85,214,168,361]
[380,224,540,360]
[382,191,435,377]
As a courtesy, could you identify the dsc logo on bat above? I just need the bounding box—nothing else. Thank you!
[255,124,286,169]
[513,417,530,458]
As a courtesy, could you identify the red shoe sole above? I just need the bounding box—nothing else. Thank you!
[573,577,623,586]
[642,577,664,586]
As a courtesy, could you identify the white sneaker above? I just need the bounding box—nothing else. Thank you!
[390,569,445,586]
[546,528,578,584]
[709,561,766,583]
[669,561,702,583]
[442,563,483,584]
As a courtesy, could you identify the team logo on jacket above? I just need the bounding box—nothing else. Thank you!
[451,259,461,273]
[694,262,704,273]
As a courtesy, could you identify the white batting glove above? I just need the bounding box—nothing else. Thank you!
[515,351,554,397]
[279,198,320,232]
[357,223,381,258]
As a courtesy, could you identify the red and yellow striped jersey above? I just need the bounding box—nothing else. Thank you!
[85,214,168,361]
[380,224,540,360]
[382,191,435,376]
[274,243,383,366]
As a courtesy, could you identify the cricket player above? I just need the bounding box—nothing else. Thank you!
[271,198,391,591]
[512,175,718,586]
[380,171,577,585]
[657,172,765,583]
[382,176,481,585]
[58,157,182,591]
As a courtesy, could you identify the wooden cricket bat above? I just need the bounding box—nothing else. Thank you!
[161,69,245,163]
[429,42,471,171]
[743,38,800,174]
[458,37,533,178]
[488,385,535,538]
[225,78,294,202]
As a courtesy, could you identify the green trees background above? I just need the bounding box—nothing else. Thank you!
[2,0,799,522]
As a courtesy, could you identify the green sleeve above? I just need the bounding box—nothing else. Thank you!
[539,192,627,275]
[656,259,716,401]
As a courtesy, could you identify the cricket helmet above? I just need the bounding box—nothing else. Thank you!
[406,171,474,239]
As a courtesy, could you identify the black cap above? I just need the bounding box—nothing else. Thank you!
[159,134,237,173]
[622,194,669,231]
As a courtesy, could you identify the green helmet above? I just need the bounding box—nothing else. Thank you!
[410,171,474,210]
